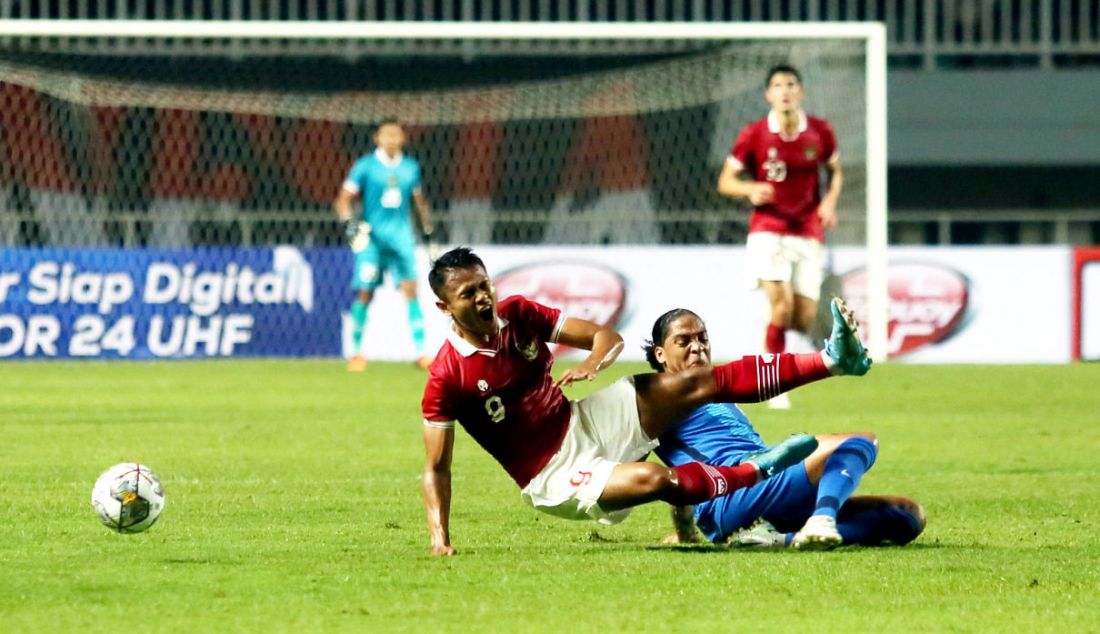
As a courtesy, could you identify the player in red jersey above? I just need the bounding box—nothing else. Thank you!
[717,64,844,409]
[420,247,871,556]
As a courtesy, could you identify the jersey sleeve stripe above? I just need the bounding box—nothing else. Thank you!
[342,179,361,194]
[754,355,782,402]
[549,312,567,344]
[423,419,456,429]
[754,356,764,401]
[726,155,744,170]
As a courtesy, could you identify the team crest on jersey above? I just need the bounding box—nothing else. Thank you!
[804,146,818,160]
[763,147,787,182]
[477,379,489,392]
[515,339,540,361]
[381,175,402,208]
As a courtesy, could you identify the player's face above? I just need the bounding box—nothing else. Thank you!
[765,72,803,113]
[375,123,406,157]
[436,265,500,340]
[655,315,711,373]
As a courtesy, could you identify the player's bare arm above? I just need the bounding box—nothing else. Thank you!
[422,424,456,556]
[413,190,434,236]
[333,188,359,222]
[661,505,702,544]
[553,318,625,387]
[817,159,843,232]
[716,161,774,206]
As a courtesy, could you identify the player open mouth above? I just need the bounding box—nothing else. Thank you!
[477,305,494,321]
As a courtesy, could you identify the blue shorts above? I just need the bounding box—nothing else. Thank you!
[352,240,417,291]
[694,463,817,543]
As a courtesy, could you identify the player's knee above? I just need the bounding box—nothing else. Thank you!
[683,369,722,408]
[837,435,878,468]
[641,466,678,494]
[769,302,794,326]
[651,366,712,402]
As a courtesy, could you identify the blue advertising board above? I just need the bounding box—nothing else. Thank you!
[0,247,348,359]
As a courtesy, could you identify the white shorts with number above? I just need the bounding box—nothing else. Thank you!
[520,377,659,525]
[745,231,825,301]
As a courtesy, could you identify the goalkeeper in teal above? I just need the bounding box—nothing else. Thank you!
[647,306,926,550]
[335,119,435,371]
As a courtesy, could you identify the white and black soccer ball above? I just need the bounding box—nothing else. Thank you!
[91,463,165,534]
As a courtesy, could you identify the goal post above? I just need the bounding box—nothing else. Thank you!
[0,19,889,361]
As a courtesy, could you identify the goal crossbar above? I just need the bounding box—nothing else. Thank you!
[0,19,886,41]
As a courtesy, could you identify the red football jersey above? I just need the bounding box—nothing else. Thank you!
[729,111,838,241]
[422,295,570,488]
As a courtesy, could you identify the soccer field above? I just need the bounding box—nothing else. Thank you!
[1,360,1098,633]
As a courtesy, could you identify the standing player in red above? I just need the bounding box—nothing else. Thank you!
[718,64,844,409]
[420,247,870,556]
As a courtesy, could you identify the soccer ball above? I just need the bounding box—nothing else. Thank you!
[91,463,165,533]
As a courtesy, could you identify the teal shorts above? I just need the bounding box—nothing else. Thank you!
[352,240,417,291]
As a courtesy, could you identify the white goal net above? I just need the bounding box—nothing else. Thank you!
[0,21,888,358]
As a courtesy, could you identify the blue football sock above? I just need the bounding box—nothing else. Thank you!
[408,299,425,355]
[813,437,878,519]
[350,299,368,352]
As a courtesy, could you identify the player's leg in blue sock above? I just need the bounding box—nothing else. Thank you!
[408,298,426,355]
[792,436,877,549]
[813,436,878,519]
[836,496,926,546]
[350,246,379,358]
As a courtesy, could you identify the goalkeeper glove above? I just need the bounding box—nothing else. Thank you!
[343,218,359,241]
[422,226,440,262]
[344,219,371,252]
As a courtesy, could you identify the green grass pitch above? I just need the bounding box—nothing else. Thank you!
[1,359,1098,633]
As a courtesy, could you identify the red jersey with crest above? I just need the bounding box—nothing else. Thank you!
[729,111,838,241]
[422,295,570,488]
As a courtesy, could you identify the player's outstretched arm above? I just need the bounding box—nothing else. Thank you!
[423,424,456,556]
[554,317,625,388]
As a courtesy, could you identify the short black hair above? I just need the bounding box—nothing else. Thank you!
[375,117,402,131]
[765,64,802,88]
[428,246,486,299]
[642,308,702,372]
